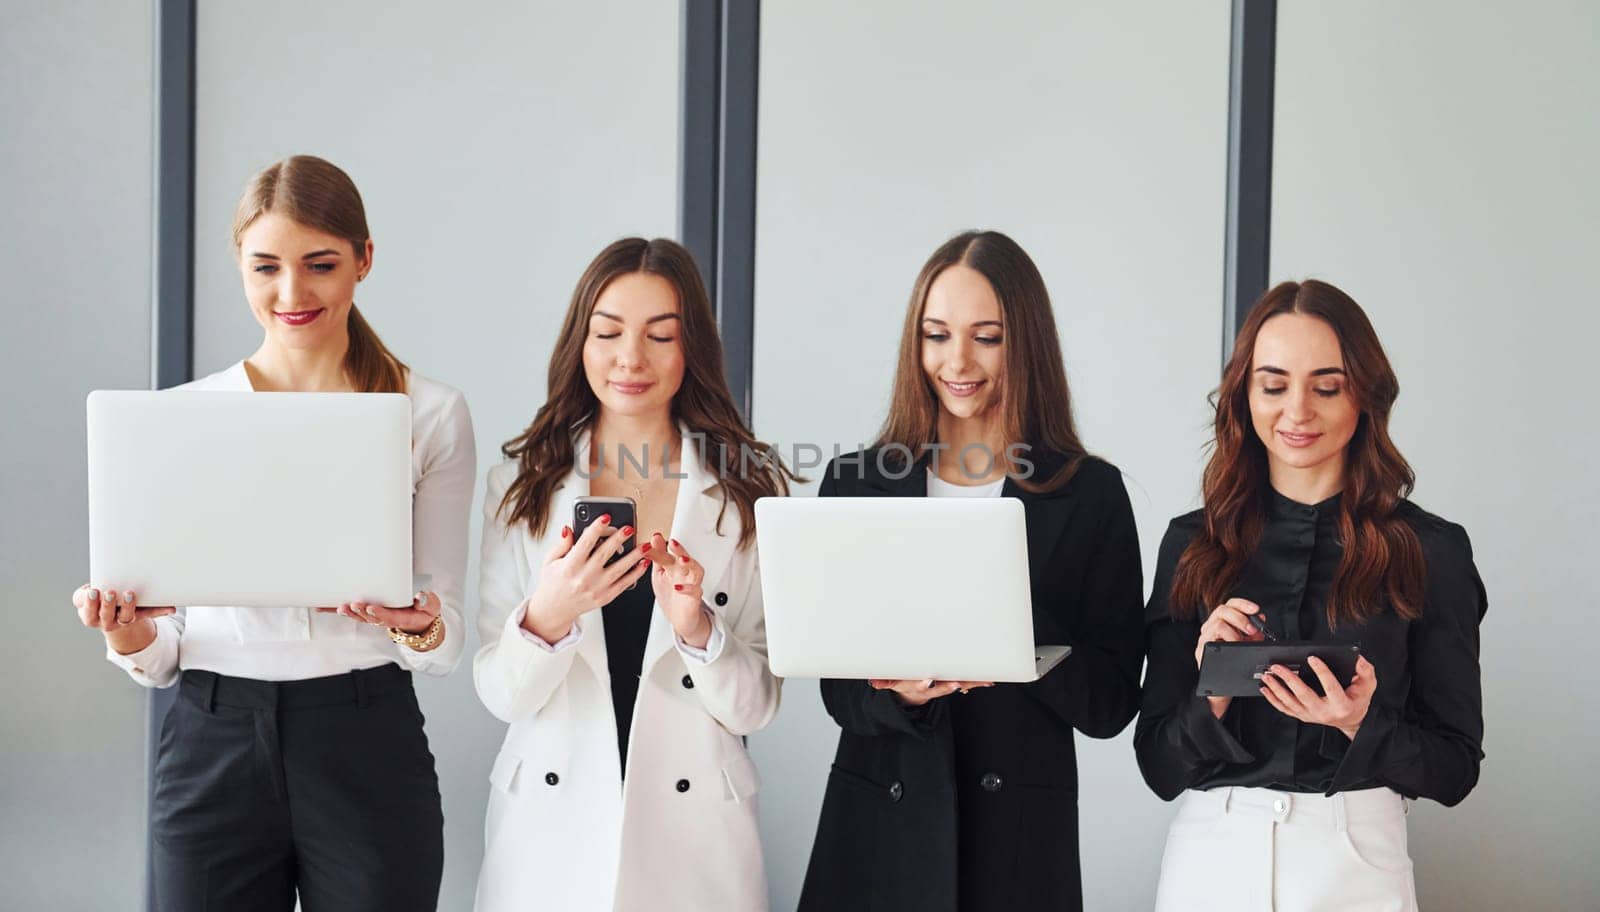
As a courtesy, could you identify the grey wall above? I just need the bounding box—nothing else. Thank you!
[749,3,1229,908]
[1,1,155,909]
[189,2,679,909]
[1271,3,1600,907]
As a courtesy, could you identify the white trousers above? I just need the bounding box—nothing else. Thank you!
[1154,786,1418,912]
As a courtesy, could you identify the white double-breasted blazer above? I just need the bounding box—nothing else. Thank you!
[472,430,780,911]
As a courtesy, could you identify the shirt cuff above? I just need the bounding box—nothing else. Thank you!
[675,606,724,664]
[104,637,171,686]
[1179,695,1257,765]
[1325,703,1397,793]
[508,600,583,653]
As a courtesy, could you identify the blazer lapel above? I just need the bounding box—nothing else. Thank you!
[1002,452,1076,591]
[640,430,739,676]
[861,450,930,498]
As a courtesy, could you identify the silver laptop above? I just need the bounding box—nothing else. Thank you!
[86,390,413,608]
[755,496,1069,682]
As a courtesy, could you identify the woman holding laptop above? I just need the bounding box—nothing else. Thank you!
[471,237,796,911]
[798,230,1146,912]
[73,155,475,911]
[1135,280,1486,910]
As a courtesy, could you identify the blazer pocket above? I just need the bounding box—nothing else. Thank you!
[721,749,762,803]
[828,763,890,797]
[488,750,525,796]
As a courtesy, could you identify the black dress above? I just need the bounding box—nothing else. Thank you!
[798,450,1145,912]
[1135,490,1487,805]
[602,578,655,778]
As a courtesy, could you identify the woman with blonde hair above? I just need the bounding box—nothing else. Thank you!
[75,155,476,910]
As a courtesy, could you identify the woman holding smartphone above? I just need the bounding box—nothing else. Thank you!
[797,230,1145,912]
[472,237,795,911]
[1135,280,1487,910]
[74,155,476,910]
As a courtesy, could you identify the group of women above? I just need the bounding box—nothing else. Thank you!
[77,155,1486,912]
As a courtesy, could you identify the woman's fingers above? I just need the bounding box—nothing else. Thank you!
[1305,656,1345,701]
[1259,669,1304,716]
[583,524,633,576]
[1349,655,1378,697]
[641,532,675,569]
[1209,605,1261,637]
[599,558,652,604]
[415,591,442,616]
[117,590,138,625]
[98,589,119,629]
[77,587,98,626]
[544,526,575,564]
[1260,682,1292,716]
[135,606,176,620]
[1272,664,1323,704]
[1221,598,1261,616]
[569,514,614,562]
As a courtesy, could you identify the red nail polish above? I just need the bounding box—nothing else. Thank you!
[640,542,652,553]
[561,526,572,538]
[599,514,611,525]
[620,525,634,537]
[674,584,684,591]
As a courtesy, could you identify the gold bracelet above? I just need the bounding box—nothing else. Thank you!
[389,615,445,653]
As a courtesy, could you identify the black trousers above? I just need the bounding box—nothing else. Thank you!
[151,663,444,912]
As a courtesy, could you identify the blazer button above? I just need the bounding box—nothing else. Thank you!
[681,674,695,689]
[676,778,691,793]
[888,781,904,803]
[714,592,728,607]
[545,772,559,786]
[980,772,1003,792]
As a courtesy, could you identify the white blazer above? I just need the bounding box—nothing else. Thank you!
[472,430,781,912]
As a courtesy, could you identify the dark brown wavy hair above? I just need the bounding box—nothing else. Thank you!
[498,237,797,548]
[232,155,407,394]
[1170,279,1425,627]
[875,230,1087,491]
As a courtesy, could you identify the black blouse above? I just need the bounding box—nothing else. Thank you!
[1134,489,1487,806]
[602,579,655,779]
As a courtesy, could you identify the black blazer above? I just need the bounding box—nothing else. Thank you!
[797,449,1145,912]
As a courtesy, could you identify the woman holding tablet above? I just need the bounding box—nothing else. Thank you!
[74,155,475,911]
[1135,280,1487,910]
[472,237,795,911]
[798,230,1145,912]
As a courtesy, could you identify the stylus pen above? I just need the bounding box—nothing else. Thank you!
[1250,613,1279,642]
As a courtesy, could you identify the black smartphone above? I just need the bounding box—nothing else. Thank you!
[1195,642,1363,698]
[573,496,637,567]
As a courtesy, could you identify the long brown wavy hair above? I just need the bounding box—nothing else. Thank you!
[498,237,797,548]
[231,155,407,393]
[875,230,1087,491]
[1170,279,1426,627]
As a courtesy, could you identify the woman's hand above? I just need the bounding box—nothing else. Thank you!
[1260,655,1377,740]
[317,591,443,635]
[521,515,650,643]
[1195,597,1266,718]
[868,678,994,706]
[645,533,712,649]
[74,584,175,655]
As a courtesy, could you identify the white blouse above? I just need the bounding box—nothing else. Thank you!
[925,467,1006,498]
[105,360,477,684]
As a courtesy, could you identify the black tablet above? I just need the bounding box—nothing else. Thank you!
[1195,642,1363,698]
